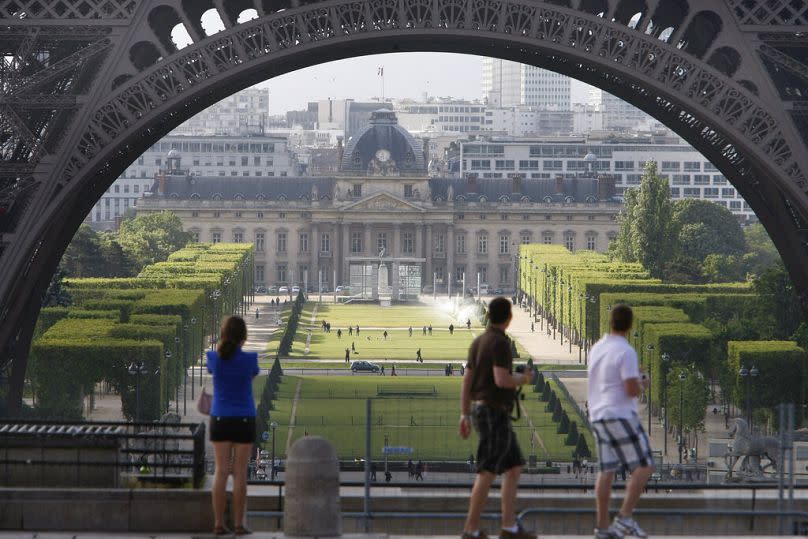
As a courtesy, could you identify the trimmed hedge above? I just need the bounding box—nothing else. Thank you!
[728,341,808,413]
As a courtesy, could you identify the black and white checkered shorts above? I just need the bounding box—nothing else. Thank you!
[472,403,524,475]
[591,414,653,473]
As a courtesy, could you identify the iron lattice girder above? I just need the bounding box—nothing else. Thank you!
[0,0,805,415]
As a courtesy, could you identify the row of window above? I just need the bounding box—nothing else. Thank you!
[198,230,600,255]
[466,160,721,174]
[145,142,277,154]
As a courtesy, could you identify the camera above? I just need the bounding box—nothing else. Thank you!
[515,365,525,373]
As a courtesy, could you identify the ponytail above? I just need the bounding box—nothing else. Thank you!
[217,315,247,359]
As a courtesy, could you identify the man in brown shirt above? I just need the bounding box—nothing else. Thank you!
[459,297,535,539]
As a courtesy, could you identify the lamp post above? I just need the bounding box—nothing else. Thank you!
[559,278,564,345]
[128,360,149,422]
[586,295,596,365]
[190,317,197,401]
[541,266,548,332]
[678,370,687,464]
[578,293,585,363]
[661,352,670,457]
[173,336,180,414]
[270,420,278,480]
[183,323,189,415]
[739,364,759,433]
[567,284,572,353]
[646,344,654,436]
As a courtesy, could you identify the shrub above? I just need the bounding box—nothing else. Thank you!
[574,434,592,459]
[565,421,579,446]
[557,411,570,434]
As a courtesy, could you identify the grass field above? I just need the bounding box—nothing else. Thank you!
[264,302,528,361]
[256,375,591,462]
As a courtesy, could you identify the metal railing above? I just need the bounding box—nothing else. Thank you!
[0,419,207,488]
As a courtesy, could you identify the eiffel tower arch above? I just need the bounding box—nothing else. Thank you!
[1,0,807,412]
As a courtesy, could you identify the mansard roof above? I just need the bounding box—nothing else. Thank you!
[429,177,605,203]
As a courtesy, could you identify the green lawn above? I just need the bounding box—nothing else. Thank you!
[306,303,480,328]
[265,302,528,361]
[256,375,590,462]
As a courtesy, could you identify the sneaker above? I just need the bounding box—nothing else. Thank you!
[499,524,537,539]
[609,516,648,538]
[594,528,618,539]
[461,532,489,539]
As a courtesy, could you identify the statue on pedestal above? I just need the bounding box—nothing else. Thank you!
[724,418,780,480]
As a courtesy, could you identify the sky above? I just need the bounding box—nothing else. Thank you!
[254,53,594,115]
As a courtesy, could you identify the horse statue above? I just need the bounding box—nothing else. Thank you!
[724,418,780,480]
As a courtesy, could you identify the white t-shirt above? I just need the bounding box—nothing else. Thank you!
[587,334,640,421]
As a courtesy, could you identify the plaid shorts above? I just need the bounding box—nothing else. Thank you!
[591,414,653,473]
[471,403,524,475]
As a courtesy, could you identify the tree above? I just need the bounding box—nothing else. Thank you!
[672,199,746,260]
[60,224,106,277]
[750,262,804,339]
[98,233,136,277]
[666,367,710,435]
[743,223,781,276]
[701,254,747,284]
[565,421,579,446]
[116,212,193,269]
[610,162,675,278]
[41,268,72,307]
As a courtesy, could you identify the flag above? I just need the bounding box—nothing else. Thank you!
[378,66,384,76]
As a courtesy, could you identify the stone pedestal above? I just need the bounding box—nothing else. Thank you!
[284,436,341,537]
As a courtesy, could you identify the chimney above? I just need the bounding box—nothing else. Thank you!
[597,174,616,200]
[555,174,564,194]
[466,173,478,193]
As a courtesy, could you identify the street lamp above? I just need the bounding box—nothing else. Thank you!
[128,360,149,422]
[567,284,572,354]
[586,295,596,365]
[646,344,655,436]
[173,336,180,414]
[678,370,687,464]
[660,352,671,457]
[739,364,759,433]
[190,317,197,401]
[578,293,585,364]
[182,324,189,415]
[559,278,564,345]
[270,420,279,480]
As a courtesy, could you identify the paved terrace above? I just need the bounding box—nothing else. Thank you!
[0,535,791,538]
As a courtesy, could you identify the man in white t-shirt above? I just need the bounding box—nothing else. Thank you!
[587,304,653,539]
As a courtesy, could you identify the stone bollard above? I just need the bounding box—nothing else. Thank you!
[284,436,341,537]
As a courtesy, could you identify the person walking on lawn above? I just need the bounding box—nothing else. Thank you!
[587,304,654,539]
[459,297,535,539]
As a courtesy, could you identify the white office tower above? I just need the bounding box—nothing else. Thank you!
[596,89,655,131]
[482,58,570,110]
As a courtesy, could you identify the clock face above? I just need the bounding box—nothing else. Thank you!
[375,149,391,162]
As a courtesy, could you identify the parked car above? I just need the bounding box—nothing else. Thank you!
[350,360,381,373]
[278,286,289,294]
[335,285,351,294]
[267,285,279,294]
[255,286,267,294]
[478,284,491,295]
[320,285,332,293]
[494,288,504,295]
[291,285,301,294]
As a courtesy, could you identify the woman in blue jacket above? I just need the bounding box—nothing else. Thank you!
[207,316,260,535]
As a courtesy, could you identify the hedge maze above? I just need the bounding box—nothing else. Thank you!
[519,245,807,431]
[30,243,254,421]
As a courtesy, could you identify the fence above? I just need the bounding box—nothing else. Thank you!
[0,419,206,488]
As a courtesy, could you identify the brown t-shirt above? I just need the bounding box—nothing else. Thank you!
[466,326,514,409]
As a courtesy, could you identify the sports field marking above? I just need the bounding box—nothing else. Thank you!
[286,378,303,452]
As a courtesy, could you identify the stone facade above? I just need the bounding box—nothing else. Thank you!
[138,111,621,290]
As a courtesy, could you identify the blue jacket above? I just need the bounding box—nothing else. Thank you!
[206,347,260,417]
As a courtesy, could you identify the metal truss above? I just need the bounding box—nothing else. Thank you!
[0,0,807,414]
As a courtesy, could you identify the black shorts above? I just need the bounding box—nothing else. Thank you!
[472,403,524,475]
[209,416,256,444]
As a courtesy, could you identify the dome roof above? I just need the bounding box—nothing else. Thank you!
[340,109,426,174]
